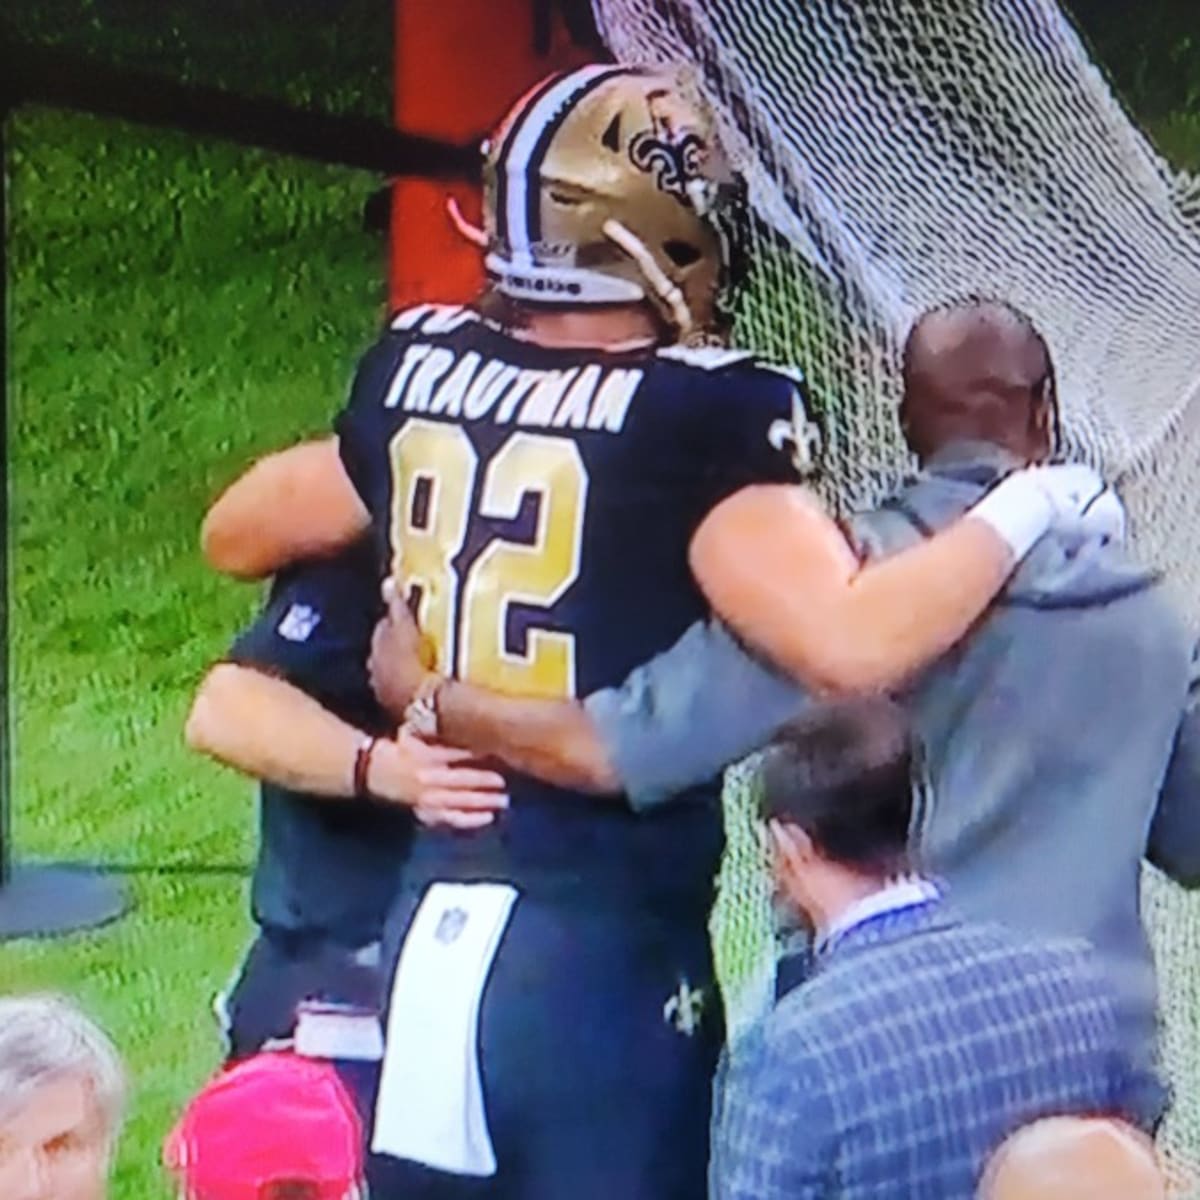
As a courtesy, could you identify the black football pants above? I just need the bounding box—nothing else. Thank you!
[220,928,384,1126]
[366,883,724,1200]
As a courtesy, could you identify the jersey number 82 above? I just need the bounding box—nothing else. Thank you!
[388,419,588,699]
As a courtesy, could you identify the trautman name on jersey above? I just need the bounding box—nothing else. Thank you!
[380,342,644,435]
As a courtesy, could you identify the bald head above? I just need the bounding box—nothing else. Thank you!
[900,300,1056,464]
[979,1117,1165,1200]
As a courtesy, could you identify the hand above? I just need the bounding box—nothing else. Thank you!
[1031,463,1126,543]
[366,731,509,830]
[1075,484,1126,544]
[368,578,428,719]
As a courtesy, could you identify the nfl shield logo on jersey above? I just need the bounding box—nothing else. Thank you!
[277,603,321,642]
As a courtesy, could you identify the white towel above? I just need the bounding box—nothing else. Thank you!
[371,881,519,1176]
[294,1002,384,1063]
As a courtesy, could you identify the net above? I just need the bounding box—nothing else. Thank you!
[593,0,1200,1186]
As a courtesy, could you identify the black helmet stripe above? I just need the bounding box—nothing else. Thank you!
[493,70,571,254]
[523,67,633,249]
[496,65,631,261]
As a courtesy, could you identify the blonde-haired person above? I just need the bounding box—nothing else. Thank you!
[0,993,126,1200]
[980,1116,1166,1200]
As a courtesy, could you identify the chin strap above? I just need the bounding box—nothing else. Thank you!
[446,197,488,248]
[602,218,695,340]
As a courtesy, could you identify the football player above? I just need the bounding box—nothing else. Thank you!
[200,66,1110,1200]
[185,539,507,1123]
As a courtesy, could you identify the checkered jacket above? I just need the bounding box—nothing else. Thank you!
[712,900,1164,1199]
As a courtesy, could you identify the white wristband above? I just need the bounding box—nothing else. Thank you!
[967,471,1054,561]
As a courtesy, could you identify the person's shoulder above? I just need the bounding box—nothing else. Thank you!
[647,348,815,471]
[771,945,914,1039]
[342,303,494,418]
[802,912,1012,1003]
[385,302,481,340]
[653,344,804,390]
[995,924,1109,980]
[644,347,791,418]
[931,919,1112,1000]
[356,302,487,363]
[654,344,758,372]
[785,917,1116,1048]
[920,912,1081,957]
[798,920,1105,1043]
[758,991,838,1076]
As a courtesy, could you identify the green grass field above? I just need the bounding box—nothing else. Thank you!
[4,106,386,1195]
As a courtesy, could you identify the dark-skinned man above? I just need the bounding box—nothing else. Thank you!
[370,299,1198,1087]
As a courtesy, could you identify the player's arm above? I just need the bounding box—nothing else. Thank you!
[203,333,404,578]
[581,619,809,806]
[1147,645,1200,887]
[690,471,1093,695]
[201,438,369,579]
[368,589,619,794]
[370,589,807,801]
[439,682,618,794]
[425,632,797,800]
[186,663,507,828]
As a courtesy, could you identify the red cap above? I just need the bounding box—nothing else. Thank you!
[164,1053,363,1200]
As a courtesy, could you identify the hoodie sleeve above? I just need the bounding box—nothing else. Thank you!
[583,618,811,810]
[1147,641,1200,887]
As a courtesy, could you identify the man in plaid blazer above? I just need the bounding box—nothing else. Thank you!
[712,699,1164,1200]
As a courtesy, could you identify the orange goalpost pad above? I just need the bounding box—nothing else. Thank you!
[391,0,599,311]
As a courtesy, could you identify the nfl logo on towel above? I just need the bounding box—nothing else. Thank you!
[436,908,469,944]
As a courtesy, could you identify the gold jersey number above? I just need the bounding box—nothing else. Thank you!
[388,418,588,699]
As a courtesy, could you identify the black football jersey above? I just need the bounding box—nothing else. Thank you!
[227,542,411,944]
[334,303,807,904]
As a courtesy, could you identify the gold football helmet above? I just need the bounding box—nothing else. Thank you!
[463,65,745,344]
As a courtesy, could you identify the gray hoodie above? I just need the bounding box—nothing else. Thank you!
[585,440,1200,1066]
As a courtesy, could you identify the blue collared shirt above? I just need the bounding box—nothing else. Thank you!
[813,876,940,957]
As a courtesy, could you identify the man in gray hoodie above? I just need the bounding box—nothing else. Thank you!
[369,299,1198,1075]
[831,302,1197,1068]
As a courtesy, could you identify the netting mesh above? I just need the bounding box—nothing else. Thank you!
[594,0,1200,1186]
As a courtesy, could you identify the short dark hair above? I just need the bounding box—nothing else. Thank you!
[760,697,917,875]
[900,295,1061,459]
